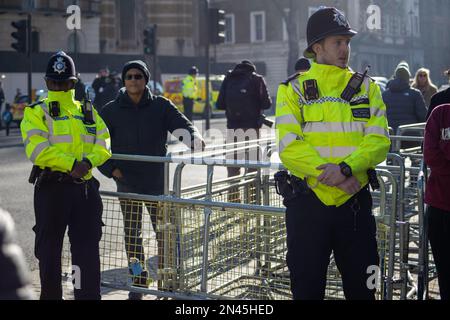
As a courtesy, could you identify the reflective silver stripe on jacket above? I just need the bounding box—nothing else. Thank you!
[96,128,109,136]
[303,122,366,134]
[30,141,50,163]
[370,107,386,118]
[82,135,95,144]
[365,126,390,138]
[24,129,49,147]
[49,135,73,144]
[276,114,299,126]
[314,146,357,158]
[279,133,301,154]
[94,139,107,149]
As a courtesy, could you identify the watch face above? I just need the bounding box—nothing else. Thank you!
[340,163,351,177]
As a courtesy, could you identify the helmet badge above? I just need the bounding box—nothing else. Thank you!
[53,57,67,74]
[333,11,348,27]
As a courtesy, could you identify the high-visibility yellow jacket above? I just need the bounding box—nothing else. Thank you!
[20,89,111,180]
[276,62,390,206]
[182,75,198,99]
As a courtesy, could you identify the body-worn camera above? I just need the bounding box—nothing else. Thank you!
[49,101,61,117]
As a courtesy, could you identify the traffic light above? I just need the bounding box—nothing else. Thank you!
[143,25,156,55]
[11,20,27,53]
[209,8,226,44]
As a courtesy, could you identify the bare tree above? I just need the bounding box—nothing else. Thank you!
[267,0,300,76]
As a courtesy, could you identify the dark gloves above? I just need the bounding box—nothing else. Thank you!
[70,160,91,179]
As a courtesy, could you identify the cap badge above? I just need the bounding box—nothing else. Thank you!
[333,11,348,27]
[53,57,67,74]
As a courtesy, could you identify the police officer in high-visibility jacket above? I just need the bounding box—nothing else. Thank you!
[182,66,199,121]
[275,8,390,300]
[20,51,111,300]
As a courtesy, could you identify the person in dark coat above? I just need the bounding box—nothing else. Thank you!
[216,60,272,202]
[382,62,427,136]
[98,60,204,300]
[426,69,450,120]
[0,208,35,300]
[92,68,118,111]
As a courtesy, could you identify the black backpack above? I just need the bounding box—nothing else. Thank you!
[224,73,261,122]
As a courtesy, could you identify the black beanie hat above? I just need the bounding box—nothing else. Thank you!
[122,60,150,84]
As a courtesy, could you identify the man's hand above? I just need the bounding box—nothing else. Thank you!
[336,176,361,195]
[70,161,90,179]
[112,168,123,179]
[191,138,206,152]
[317,163,346,187]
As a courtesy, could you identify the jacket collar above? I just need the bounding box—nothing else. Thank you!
[309,61,350,77]
[46,89,77,110]
[118,86,155,108]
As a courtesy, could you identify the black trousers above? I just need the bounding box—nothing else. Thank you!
[33,178,103,300]
[284,187,379,300]
[427,205,450,300]
[116,181,159,287]
[183,97,194,121]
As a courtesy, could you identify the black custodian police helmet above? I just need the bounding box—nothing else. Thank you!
[304,7,357,59]
[188,66,199,75]
[45,51,78,82]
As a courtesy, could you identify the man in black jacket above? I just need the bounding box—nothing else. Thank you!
[216,60,271,202]
[99,60,204,300]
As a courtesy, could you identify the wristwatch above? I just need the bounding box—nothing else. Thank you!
[339,162,353,177]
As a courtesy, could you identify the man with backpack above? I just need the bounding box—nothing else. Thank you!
[216,60,272,201]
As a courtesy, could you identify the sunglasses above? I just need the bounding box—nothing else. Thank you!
[125,74,144,80]
[418,74,427,77]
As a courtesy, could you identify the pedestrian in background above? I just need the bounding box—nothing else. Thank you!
[181,66,200,121]
[0,208,35,300]
[0,81,5,131]
[216,60,272,202]
[92,68,118,111]
[383,62,427,135]
[423,103,450,300]
[99,60,204,300]
[427,68,450,120]
[412,68,438,107]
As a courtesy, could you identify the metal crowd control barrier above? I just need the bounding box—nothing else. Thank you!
[58,147,405,300]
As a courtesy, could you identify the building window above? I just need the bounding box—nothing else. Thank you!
[250,11,265,43]
[117,0,136,42]
[225,14,235,44]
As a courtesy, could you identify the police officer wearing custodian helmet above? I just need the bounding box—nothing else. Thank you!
[20,51,111,300]
[275,8,390,300]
